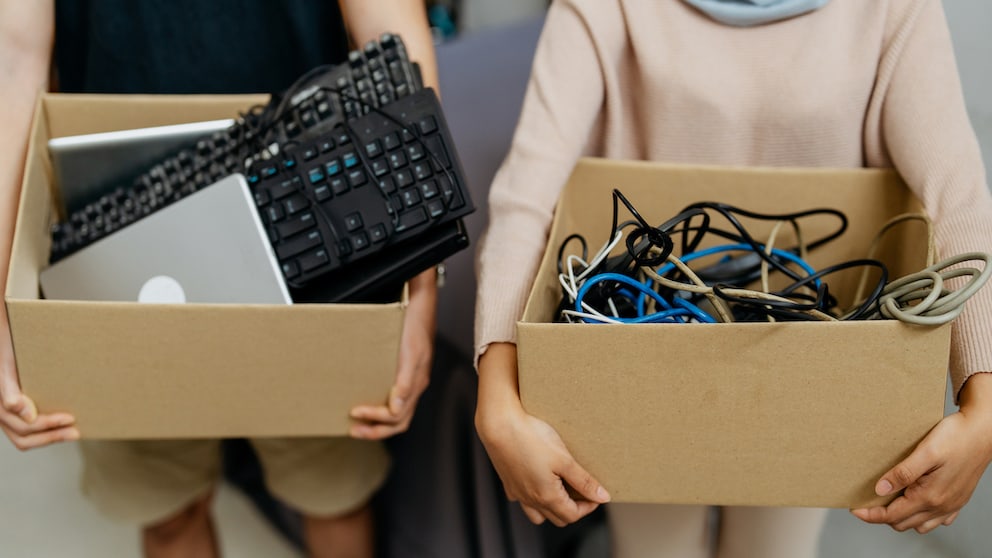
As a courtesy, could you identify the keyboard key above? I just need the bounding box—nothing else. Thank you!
[382,132,402,151]
[330,176,349,196]
[401,128,415,143]
[299,249,330,272]
[254,190,270,207]
[352,232,370,251]
[402,188,421,208]
[325,159,342,176]
[389,61,407,86]
[427,199,445,219]
[378,176,396,194]
[371,160,390,177]
[277,229,323,260]
[418,116,438,135]
[407,143,426,162]
[365,140,383,159]
[316,101,333,119]
[420,180,439,199]
[337,238,353,257]
[388,151,407,170]
[308,168,325,184]
[270,177,300,200]
[282,260,301,280]
[300,109,318,128]
[283,194,309,215]
[314,185,332,201]
[344,212,363,232]
[277,212,317,238]
[266,204,285,222]
[369,224,387,243]
[336,131,351,145]
[343,152,360,169]
[286,120,301,137]
[395,208,428,232]
[413,162,432,181]
[319,139,336,153]
[395,169,414,188]
[282,157,296,169]
[348,169,368,188]
[303,147,318,161]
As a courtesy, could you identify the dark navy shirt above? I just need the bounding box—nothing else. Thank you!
[54,0,350,94]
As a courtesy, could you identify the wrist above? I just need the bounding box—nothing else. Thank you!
[958,373,992,456]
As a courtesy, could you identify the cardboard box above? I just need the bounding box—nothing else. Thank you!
[5,94,404,439]
[517,158,950,508]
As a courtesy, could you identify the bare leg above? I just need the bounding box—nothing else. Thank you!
[608,503,711,558]
[716,506,828,558]
[304,503,375,558]
[142,493,218,558]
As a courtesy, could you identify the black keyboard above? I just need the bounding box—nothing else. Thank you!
[50,33,423,263]
[251,88,473,288]
[48,33,476,302]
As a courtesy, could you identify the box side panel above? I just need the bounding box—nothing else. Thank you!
[44,94,269,137]
[6,97,54,302]
[11,302,404,438]
[518,320,948,508]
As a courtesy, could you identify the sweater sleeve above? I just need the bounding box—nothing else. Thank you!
[473,0,613,363]
[866,0,992,399]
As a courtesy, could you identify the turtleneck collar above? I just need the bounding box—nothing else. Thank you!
[683,0,830,27]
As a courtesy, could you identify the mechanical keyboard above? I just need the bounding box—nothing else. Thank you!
[50,33,423,263]
[48,33,475,302]
[251,88,473,288]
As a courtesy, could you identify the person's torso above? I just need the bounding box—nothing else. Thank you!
[582,0,905,169]
[54,0,350,94]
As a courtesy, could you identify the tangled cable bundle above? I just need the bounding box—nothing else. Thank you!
[555,189,991,326]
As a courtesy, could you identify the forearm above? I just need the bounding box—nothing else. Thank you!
[0,1,53,330]
[337,0,438,91]
[476,343,524,425]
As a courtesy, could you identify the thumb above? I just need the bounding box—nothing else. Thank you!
[876,446,935,497]
[388,377,412,416]
[0,367,34,422]
[559,459,611,504]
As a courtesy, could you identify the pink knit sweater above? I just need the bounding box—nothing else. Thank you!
[474,0,992,396]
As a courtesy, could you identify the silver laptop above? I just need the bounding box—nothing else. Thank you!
[48,119,235,214]
[40,174,292,305]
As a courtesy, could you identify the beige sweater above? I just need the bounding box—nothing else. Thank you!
[474,0,992,396]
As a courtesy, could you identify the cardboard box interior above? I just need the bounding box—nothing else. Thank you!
[517,158,950,508]
[5,94,405,439]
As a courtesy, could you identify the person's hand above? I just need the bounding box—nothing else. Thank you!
[349,270,436,439]
[852,374,992,533]
[0,330,78,450]
[476,343,610,526]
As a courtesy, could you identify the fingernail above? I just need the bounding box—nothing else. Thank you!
[876,479,893,496]
[597,486,611,502]
[391,397,404,411]
[66,429,81,441]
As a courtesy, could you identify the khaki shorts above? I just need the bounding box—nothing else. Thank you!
[79,437,389,526]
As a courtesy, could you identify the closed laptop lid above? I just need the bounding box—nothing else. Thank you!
[48,118,234,214]
[40,174,292,305]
